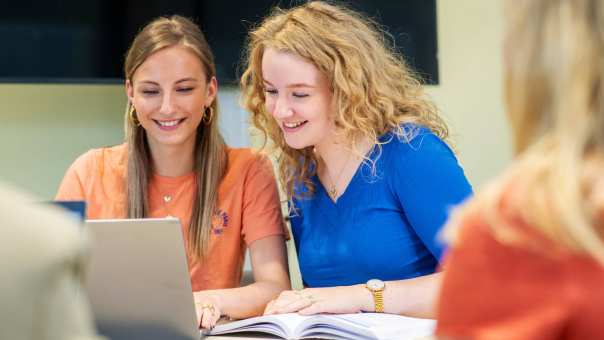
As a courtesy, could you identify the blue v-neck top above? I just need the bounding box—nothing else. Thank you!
[290,127,472,287]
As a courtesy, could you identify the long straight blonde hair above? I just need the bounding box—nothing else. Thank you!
[448,0,604,264]
[240,1,448,201]
[124,15,226,260]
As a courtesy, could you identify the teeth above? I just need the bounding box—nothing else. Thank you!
[283,121,305,128]
[158,120,179,127]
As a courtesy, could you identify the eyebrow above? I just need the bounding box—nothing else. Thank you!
[138,77,199,86]
[262,79,315,88]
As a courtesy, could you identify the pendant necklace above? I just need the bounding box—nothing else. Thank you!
[324,152,353,201]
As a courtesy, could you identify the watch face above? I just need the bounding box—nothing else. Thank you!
[367,279,385,291]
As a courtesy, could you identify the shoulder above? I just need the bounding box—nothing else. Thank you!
[69,143,127,175]
[226,147,275,177]
[376,125,461,180]
[380,125,453,157]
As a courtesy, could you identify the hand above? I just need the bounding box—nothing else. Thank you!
[264,285,372,316]
[194,293,222,330]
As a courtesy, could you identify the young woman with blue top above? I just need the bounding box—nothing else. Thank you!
[241,1,472,318]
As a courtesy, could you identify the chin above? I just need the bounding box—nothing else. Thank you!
[284,138,312,150]
[149,136,193,148]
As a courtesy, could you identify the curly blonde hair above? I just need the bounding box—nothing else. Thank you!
[241,1,448,201]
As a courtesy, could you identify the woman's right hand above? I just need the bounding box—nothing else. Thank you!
[194,292,222,330]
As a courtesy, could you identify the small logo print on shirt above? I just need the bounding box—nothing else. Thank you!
[211,209,229,235]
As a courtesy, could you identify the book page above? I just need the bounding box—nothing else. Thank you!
[205,313,434,340]
[204,313,310,339]
[333,313,435,339]
[296,313,435,340]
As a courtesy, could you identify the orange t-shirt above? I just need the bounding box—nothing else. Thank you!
[56,143,285,291]
[436,208,604,339]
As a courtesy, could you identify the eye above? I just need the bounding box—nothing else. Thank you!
[264,88,278,96]
[292,92,309,98]
[176,87,194,93]
[141,89,159,95]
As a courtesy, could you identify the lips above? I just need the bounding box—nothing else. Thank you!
[282,120,308,132]
[283,121,305,128]
[153,118,186,131]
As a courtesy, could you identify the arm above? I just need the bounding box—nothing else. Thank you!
[195,153,290,328]
[194,234,290,327]
[265,273,441,318]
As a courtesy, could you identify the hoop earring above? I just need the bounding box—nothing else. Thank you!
[128,105,141,126]
[202,106,214,125]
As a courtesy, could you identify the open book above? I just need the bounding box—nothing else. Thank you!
[202,312,435,340]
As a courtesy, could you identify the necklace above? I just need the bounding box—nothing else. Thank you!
[150,176,191,218]
[323,152,353,201]
[158,188,175,218]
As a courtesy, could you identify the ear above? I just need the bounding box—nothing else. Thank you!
[125,79,134,103]
[205,76,218,107]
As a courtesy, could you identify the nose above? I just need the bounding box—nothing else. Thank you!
[271,95,293,119]
[159,92,176,115]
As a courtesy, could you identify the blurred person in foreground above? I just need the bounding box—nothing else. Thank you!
[0,182,102,340]
[436,1,604,339]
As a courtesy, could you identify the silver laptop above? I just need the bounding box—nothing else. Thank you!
[84,218,200,340]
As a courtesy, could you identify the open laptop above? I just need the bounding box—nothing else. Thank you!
[84,218,200,340]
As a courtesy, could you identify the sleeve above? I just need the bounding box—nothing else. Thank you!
[391,131,473,261]
[55,151,93,201]
[241,154,286,245]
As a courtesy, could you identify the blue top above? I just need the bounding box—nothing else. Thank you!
[290,127,473,287]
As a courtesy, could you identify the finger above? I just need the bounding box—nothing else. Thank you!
[264,300,276,315]
[272,296,313,314]
[201,309,214,330]
[298,301,326,316]
[195,306,203,328]
[209,308,221,329]
[268,293,299,311]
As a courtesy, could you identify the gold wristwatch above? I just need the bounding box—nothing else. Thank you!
[365,279,385,313]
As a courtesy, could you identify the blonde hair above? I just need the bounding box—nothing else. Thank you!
[447,0,604,263]
[240,1,447,201]
[124,15,226,260]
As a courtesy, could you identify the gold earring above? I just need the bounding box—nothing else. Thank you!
[128,105,141,126]
[203,106,214,125]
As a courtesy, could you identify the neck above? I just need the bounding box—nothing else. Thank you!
[148,141,196,177]
[314,134,372,175]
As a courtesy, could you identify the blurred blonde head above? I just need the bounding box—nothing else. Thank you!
[448,0,604,263]
[241,1,447,200]
[124,15,226,259]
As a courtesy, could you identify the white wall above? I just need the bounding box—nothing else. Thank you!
[428,0,511,188]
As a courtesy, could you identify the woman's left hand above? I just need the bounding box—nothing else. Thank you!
[264,285,371,316]
[194,293,223,330]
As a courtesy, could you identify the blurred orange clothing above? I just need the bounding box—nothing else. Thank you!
[436,206,604,339]
[56,143,285,292]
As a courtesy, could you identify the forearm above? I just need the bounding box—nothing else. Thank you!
[356,272,442,318]
[195,279,290,319]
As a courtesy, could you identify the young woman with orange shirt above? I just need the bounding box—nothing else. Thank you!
[56,16,290,329]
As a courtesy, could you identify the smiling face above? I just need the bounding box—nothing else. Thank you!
[261,47,335,150]
[126,45,217,152]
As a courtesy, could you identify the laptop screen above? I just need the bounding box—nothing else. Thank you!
[52,200,86,223]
